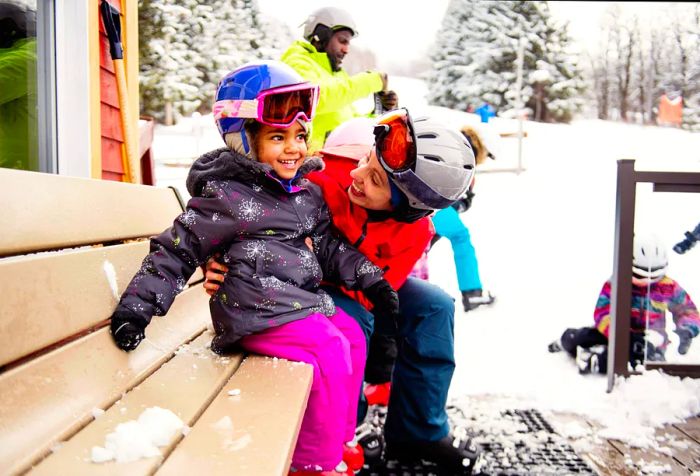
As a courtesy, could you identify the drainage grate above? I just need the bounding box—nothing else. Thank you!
[357,405,597,475]
[453,407,598,476]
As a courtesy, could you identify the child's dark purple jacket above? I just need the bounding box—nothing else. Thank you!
[115,147,384,352]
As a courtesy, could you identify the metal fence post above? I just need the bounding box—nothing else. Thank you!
[607,159,636,392]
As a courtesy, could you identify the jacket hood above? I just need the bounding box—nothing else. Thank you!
[186,147,324,197]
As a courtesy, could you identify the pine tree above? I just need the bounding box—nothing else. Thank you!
[138,0,293,123]
[139,0,203,124]
[680,5,700,131]
[426,0,585,123]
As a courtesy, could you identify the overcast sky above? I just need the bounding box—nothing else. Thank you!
[257,1,693,67]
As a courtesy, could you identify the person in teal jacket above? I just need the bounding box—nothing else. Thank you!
[280,6,397,151]
[0,1,38,171]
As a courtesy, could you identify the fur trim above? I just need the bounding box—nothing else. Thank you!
[460,126,488,165]
[186,148,324,197]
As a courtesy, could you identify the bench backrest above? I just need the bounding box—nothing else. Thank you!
[0,169,210,473]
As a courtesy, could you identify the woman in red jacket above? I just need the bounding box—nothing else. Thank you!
[206,111,482,474]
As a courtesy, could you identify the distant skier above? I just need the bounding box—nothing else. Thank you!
[430,125,499,312]
[549,235,700,374]
[475,102,496,123]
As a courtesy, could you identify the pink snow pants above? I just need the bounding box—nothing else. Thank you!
[239,309,366,471]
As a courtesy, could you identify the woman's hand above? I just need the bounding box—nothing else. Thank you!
[204,256,228,296]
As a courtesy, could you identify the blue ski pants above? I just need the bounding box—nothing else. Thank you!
[432,206,482,292]
[323,277,456,443]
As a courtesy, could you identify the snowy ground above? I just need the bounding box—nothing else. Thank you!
[152,77,700,456]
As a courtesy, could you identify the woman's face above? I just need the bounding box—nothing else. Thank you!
[347,150,393,211]
[255,122,307,180]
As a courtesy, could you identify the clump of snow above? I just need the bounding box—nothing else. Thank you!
[212,415,233,433]
[91,407,184,464]
[91,408,105,419]
[227,389,241,396]
[103,260,119,300]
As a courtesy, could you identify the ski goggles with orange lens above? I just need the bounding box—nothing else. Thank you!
[373,108,417,173]
[213,83,319,128]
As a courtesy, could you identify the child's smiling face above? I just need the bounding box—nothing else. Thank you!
[255,121,308,180]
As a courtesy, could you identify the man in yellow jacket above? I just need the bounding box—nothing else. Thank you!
[280,6,397,151]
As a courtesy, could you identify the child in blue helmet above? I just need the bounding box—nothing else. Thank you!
[108,60,400,475]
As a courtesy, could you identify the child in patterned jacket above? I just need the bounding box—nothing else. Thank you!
[549,235,700,374]
[108,61,400,476]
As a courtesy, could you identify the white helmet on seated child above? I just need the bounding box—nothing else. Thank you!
[632,234,668,285]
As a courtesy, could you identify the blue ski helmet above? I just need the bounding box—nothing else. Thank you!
[214,61,316,155]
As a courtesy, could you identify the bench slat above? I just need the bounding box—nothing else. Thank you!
[0,286,210,475]
[29,333,243,476]
[0,242,204,367]
[155,355,312,476]
[0,169,183,256]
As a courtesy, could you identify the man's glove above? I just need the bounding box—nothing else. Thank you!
[364,279,400,332]
[673,225,700,254]
[110,308,146,352]
[452,189,476,213]
[677,328,694,355]
[377,90,398,111]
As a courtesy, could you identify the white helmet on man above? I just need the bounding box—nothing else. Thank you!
[302,6,358,41]
[632,234,668,284]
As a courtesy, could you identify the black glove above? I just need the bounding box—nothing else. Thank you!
[677,328,694,355]
[364,279,400,332]
[377,90,398,111]
[452,189,476,213]
[110,308,146,352]
[673,224,700,254]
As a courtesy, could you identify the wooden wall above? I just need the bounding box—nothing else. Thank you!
[93,0,139,183]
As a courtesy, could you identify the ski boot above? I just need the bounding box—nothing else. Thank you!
[363,382,391,407]
[575,345,607,374]
[355,405,388,469]
[385,433,484,474]
[462,289,495,312]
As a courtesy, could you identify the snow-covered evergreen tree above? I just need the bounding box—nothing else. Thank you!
[139,0,203,124]
[138,0,293,123]
[426,0,585,123]
[680,5,700,132]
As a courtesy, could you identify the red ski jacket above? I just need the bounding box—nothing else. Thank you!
[308,155,435,309]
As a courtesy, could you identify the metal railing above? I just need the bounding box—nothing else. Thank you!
[607,159,700,392]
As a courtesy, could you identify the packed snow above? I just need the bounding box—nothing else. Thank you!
[151,76,700,462]
[91,407,185,464]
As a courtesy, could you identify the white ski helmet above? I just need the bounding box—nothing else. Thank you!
[375,111,475,211]
[302,6,358,41]
[632,235,668,283]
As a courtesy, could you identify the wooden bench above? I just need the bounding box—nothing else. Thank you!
[0,168,312,475]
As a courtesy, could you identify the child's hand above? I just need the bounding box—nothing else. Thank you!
[204,256,228,296]
[364,279,400,332]
[110,309,146,351]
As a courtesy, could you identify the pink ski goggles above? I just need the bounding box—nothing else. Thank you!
[213,83,319,128]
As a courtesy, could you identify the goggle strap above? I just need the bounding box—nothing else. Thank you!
[213,99,259,120]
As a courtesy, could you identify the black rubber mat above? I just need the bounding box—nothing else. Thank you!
[357,405,597,476]
[452,406,597,476]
